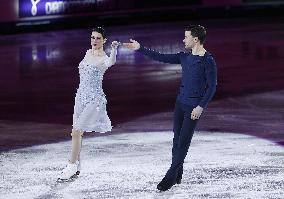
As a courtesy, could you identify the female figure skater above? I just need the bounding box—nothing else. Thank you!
[58,27,120,180]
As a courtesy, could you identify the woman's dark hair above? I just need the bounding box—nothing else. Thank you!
[92,27,106,38]
[185,25,206,44]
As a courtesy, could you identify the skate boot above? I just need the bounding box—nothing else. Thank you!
[58,161,79,181]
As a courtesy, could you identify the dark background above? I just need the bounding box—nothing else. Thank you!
[0,0,283,151]
[0,0,283,34]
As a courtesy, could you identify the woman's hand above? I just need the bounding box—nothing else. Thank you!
[111,41,121,49]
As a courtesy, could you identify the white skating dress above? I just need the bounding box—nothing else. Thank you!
[72,47,117,133]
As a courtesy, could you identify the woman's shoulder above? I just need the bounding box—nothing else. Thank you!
[82,49,90,59]
[85,49,92,56]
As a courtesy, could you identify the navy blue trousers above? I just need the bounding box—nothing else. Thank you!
[165,98,198,181]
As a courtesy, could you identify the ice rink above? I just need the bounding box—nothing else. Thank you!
[1,131,283,199]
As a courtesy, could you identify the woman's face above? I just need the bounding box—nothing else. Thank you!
[91,31,106,50]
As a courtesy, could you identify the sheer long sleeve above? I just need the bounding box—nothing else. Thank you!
[105,47,118,68]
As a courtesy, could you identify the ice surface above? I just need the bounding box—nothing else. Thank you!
[0,131,283,199]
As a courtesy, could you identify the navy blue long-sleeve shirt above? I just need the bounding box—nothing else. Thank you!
[138,45,217,108]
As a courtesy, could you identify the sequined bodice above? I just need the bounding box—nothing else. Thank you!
[76,59,107,106]
[79,61,105,93]
[74,48,117,106]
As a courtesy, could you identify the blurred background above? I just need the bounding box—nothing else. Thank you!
[0,0,283,151]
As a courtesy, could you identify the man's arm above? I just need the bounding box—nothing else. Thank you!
[199,56,217,108]
[123,39,181,64]
[138,45,181,64]
[191,56,217,120]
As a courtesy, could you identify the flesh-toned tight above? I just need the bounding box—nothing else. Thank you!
[70,129,84,163]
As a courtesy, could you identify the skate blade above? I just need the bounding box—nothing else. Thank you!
[57,173,79,183]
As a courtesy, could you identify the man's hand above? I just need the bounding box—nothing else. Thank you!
[191,105,203,120]
[123,39,140,50]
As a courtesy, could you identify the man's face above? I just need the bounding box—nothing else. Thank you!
[183,31,198,49]
[91,31,106,50]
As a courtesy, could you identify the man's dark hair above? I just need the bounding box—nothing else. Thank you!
[185,25,206,44]
[92,27,106,38]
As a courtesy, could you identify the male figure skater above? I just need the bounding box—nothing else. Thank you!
[123,25,217,191]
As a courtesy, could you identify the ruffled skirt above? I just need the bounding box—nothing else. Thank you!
[72,93,112,133]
